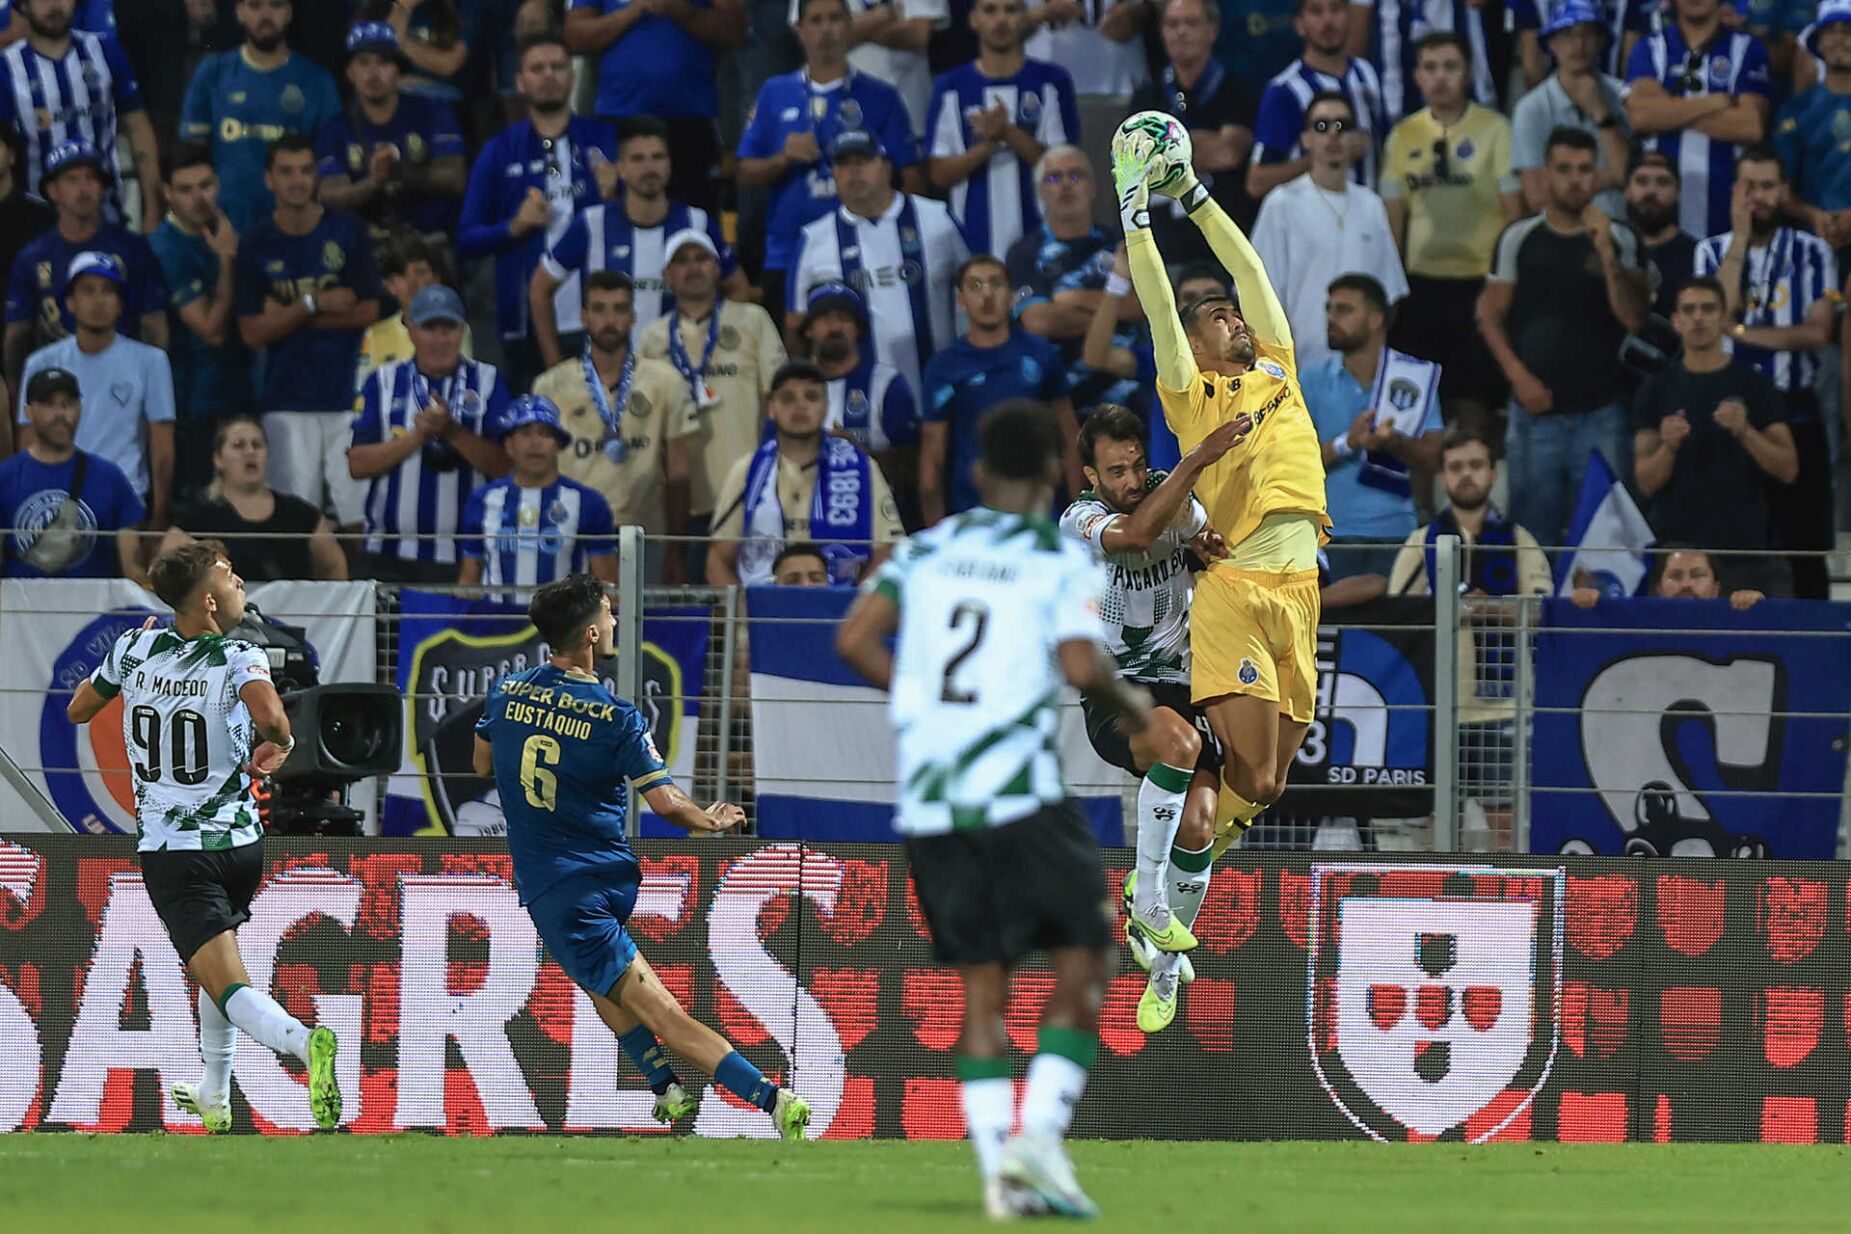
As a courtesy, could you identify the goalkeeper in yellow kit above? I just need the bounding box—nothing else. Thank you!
[1112,116,1331,853]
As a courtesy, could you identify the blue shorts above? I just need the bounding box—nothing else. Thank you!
[525,865,641,997]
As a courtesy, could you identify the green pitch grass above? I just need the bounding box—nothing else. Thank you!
[0,1136,1842,1232]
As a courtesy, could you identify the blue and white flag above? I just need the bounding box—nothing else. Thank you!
[745,586,1126,843]
[1555,453,1654,597]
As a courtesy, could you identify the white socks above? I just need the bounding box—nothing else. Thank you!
[1019,1052,1089,1141]
[959,1073,1013,1179]
[1156,845,1215,979]
[1134,763,1191,917]
[223,984,311,1063]
[197,987,236,1107]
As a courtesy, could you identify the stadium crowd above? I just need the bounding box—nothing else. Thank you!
[0,0,1843,599]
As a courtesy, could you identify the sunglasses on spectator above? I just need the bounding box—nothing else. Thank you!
[541,135,562,179]
[1308,116,1350,134]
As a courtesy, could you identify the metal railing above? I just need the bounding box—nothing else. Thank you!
[0,528,1845,858]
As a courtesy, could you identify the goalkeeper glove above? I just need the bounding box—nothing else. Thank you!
[1112,132,1154,233]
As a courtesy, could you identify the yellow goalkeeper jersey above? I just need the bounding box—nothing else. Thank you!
[1155,336,1330,552]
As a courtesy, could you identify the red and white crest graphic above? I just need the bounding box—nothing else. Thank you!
[1307,864,1565,1141]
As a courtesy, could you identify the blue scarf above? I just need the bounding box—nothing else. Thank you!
[664,307,721,406]
[1424,506,1522,695]
[836,195,932,379]
[739,434,874,585]
[406,361,488,473]
[583,344,636,464]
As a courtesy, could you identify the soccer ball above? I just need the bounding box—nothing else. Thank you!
[1111,110,1193,194]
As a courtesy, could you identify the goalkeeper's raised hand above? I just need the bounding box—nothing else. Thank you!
[1111,127,1155,233]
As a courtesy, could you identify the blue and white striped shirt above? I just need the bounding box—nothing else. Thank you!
[1252,57,1386,189]
[926,58,1079,258]
[0,31,141,213]
[1694,226,1838,394]
[1626,28,1773,239]
[1357,0,1493,119]
[460,476,617,589]
[352,358,512,564]
[539,198,737,339]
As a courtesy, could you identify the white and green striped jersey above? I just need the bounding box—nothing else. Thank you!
[871,508,1108,836]
[88,627,273,853]
[1058,475,1206,686]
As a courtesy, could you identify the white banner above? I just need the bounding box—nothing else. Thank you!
[0,579,378,835]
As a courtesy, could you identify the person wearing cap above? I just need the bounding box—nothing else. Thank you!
[706,358,902,585]
[788,126,966,401]
[564,0,747,216]
[736,0,923,314]
[537,270,697,583]
[0,364,147,582]
[800,279,918,460]
[354,236,475,391]
[1510,0,1631,219]
[362,0,479,104]
[3,139,169,404]
[235,133,382,529]
[1775,3,1851,250]
[179,0,341,233]
[640,227,788,574]
[317,22,468,244]
[152,142,253,504]
[925,0,1078,258]
[1625,0,1773,240]
[351,282,513,583]
[1625,149,1698,317]
[530,115,746,374]
[1006,144,1142,412]
[17,250,175,530]
[0,0,159,229]
[459,393,620,590]
[459,30,618,394]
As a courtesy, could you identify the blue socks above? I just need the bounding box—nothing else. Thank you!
[618,1026,680,1096]
[714,1050,778,1113]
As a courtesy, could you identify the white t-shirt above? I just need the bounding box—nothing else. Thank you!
[1022,0,1148,98]
[1249,173,1410,369]
[788,193,968,399]
[18,334,176,497]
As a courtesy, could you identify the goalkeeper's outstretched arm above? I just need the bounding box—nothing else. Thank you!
[1122,228,1198,393]
[1181,192,1291,347]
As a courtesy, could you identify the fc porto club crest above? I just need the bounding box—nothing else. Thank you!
[1307,864,1565,1141]
[281,84,306,115]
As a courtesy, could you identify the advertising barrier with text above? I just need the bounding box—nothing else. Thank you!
[1,838,1846,1142]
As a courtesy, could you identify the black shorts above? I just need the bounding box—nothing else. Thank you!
[905,803,1112,967]
[139,843,264,964]
[1392,275,1504,406]
[1082,680,1221,777]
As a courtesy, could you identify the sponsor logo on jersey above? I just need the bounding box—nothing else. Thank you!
[1257,359,1287,380]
